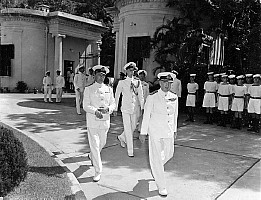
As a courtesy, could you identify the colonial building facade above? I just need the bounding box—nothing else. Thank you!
[107,0,177,82]
[0,6,107,91]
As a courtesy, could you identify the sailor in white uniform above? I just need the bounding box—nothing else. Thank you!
[83,65,115,182]
[43,71,53,103]
[55,70,65,103]
[74,65,87,115]
[140,72,178,197]
[114,62,144,157]
[247,74,261,133]
[137,69,150,132]
[170,70,182,98]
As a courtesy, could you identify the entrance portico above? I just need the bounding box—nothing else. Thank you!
[0,8,107,91]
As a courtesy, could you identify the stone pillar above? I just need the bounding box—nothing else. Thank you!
[114,31,119,78]
[117,17,125,77]
[53,34,66,75]
[96,40,102,65]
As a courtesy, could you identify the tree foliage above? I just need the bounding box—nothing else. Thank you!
[153,0,261,75]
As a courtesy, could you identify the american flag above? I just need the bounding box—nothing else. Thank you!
[209,35,224,66]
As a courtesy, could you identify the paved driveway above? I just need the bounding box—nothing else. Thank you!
[0,93,260,200]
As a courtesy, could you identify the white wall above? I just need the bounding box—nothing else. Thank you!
[0,18,46,90]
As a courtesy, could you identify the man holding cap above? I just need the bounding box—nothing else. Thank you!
[83,65,115,182]
[140,72,178,197]
[74,65,87,115]
[114,62,144,157]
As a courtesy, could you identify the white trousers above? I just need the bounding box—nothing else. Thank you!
[44,86,52,101]
[56,88,63,102]
[75,89,84,114]
[87,127,108,174]
[149,136,174,190]
[119,112,137,155]
[135,106,142,132]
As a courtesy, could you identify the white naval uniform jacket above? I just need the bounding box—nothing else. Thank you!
[74,72,87,92]
[55,75,65,88]
[115,76,144,114]
[43,76,52,88]
[83,82,115,129]
[141,89,178,140]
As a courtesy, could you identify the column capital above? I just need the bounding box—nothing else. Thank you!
[52,33,66,38]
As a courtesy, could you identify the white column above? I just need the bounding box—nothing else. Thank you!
[54,34,66,75]
[117,17,125,76]
[96,40,102,65]
[114,31,119,78]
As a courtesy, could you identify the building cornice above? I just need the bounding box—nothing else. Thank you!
[0,8,107,31]
[115,0,169,9]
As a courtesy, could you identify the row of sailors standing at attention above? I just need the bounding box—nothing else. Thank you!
[200,72,261,133]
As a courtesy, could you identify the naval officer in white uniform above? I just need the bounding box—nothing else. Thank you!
[140,72,178,197]
[114,62,144,157]
[83,65,115,182]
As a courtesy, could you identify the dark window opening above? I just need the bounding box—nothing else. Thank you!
[127,36,151,70]
[0,44,14,76]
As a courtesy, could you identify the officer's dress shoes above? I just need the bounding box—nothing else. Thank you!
[93,173,101,182]
[159,188,168,197]
[128,153,134,157]
[117,136,126,148]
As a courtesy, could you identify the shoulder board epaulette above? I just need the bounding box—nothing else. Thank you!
[86,82,94,87]
[169,90,176,94]
[149,90,158,95]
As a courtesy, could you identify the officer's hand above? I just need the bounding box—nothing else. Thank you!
[77,88,80,92]
[113,111,118,116]
[95,110,103,119]
[139,135,146,144]
[174,132,177,139]
[99,107,109,114]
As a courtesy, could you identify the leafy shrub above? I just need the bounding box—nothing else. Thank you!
[0,126,28,197]
[16,81,28,93]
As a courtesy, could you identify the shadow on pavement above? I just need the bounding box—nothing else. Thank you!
[2,95,260,198]
[93,179,158,200]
